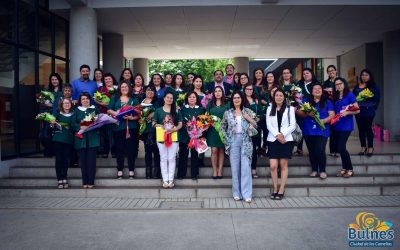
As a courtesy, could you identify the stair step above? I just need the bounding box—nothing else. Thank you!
[9,164,400,178]
[0,185,398,198]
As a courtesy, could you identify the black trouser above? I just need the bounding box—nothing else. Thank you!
[178,143,200,178]
[355,115,374,148]
[78,147,97,185]
[99,125,115,155]
[334,130,353,170]
[143,132,160,178]
[304,136,328,173]
[54,142,71,180]
[296,118,303,151]
[261,118,268,148]
[114,129,138,171]
[40,123,54,157]
[329,126,337,154]
[251,137,260,170]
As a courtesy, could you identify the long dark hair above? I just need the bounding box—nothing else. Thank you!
[133,73,145,87]
[333,77,350,102]
[103,72,118,87]
[143,85,157,105]
[149,73,166,88]
[48,73,63,92]
[210,86,225,107]
[278,68,295,85]
[230,91,244,110]
[270,88,287,116]
[172,73,186,90]
[164,91,178,121]
[117,81,133,97]
[237,73,250,91]
[265,71,278,86]
[243,83,258,106]
[119,68,134,84]
[191,75,205,93]
[252,67,265,85]
[359,68,377,89]
[301,68,317,83]
[78,92,92,106]
[310,82,327,109]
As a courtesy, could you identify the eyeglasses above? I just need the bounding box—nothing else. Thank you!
[335,82,344,86]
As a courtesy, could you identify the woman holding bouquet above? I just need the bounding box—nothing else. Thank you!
[51,98,74,188]
[140,85,160,179]
[171,73,187,106]
[221,91,258,203]
[152,92,183,188]
[297,83,334,179]
[207,86,229,179]
[178,91,204,180]
[107,81,140,179]
[71,92,100,188]
[353,69,381,157]
[95,73,117,158]
[243,83,263,179]
[266,89,296,200]
[333,77,359,178]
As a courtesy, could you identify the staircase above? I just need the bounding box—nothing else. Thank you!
[1,154,399,199]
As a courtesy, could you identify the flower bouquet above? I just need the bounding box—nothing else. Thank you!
[35,112,68,130]
[76,113,119,139]
[114,105,141,138]
[211,115,225,144]
[330,104,359,125]
[201,93,213,109]
[300,102,325,130]
[289,85,303,105]
[163,114,175,148]
[196,112,214,131]
[186,116,209,153]
[138,106,154,135]
[36,90,55,104]
[356,88,374,102]
[93,91,110,105]
[176,93,186,107]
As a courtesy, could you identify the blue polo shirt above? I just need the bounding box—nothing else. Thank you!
[72,78,97,101]
[333,92,356,132]
[301,98,334,137]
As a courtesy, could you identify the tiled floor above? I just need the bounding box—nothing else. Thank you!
[0,196,399,210]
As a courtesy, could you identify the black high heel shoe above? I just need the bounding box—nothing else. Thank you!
[270,192,278,200]
[366,148,374,157]
[358,148,367,156]
[275,192,285,200]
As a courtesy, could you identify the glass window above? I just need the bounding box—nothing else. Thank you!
[18,0,36,48]
[0,42,16,158]
[55,16,66,58]
[39,54,52,89]
[55,59,66,83]
[39,9,52,53]
[0,0,15,41]
[18,48,38,154]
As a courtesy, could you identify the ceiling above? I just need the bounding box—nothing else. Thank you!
[53,4,400,59]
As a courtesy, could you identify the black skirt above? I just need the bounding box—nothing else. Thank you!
[267,140,293,159]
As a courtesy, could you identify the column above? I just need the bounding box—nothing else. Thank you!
[133,58,149,84]
[102,33,124,76]
[234,57,249,75]
[69,6,97,80]
[383,30,400,141]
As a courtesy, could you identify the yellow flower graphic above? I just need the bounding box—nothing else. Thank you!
[349,212,393,231]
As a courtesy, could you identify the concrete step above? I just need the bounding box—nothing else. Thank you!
[0,184,399,198]
[9,164,400,178]
[15,154,400,167]
[1,176,400,187]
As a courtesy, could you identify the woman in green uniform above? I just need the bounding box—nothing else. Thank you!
[107,81,140,179]
[178,91,204,180]
[71,92,100,188]
[206,86,229,179]
[51,98,74,189]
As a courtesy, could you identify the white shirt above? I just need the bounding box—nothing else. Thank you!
[235,115,242,133]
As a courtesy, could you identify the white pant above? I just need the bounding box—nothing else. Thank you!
[157,142,178,182]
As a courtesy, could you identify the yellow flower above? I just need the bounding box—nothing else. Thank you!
[349,212,392,231]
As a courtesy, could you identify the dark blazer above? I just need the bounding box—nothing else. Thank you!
[205,81,233,97]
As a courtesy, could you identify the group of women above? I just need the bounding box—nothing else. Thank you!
[41,65,380,202]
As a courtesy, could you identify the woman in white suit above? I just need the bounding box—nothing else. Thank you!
[266,88,296,200]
